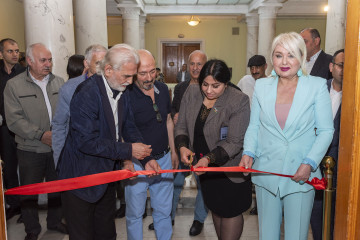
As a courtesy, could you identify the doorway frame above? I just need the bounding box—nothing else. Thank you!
[157,38,205,72]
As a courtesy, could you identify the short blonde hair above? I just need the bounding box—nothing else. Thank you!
[270,32,307,75]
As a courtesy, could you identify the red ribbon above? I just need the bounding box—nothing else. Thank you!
[5,166,326,195]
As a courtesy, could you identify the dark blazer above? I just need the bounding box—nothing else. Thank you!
[57,74,143,203]
[175,85,250,183]
[326,79,341,187]
[171,80,191,118]
[176,71,191,83]
[310,51,333,80]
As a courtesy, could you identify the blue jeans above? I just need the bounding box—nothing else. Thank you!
[125,153,173,240]
[171,161,208,222]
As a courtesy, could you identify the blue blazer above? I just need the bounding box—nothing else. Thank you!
[57,74,143,203]
[243,74,334,197]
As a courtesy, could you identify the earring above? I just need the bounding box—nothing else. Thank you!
[271,69,277,77]
[297,69,303,77]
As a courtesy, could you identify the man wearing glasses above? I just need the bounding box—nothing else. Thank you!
[125,49,177,240]
[0,38,25,222]
[311,49,344,240]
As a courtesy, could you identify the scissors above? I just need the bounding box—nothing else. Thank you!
[189,153,193,168]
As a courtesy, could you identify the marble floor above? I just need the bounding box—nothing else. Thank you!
[5,174,314,240]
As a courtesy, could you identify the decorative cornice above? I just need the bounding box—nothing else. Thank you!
[117,6,140,19]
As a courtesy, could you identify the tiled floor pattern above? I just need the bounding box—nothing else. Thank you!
[5,175,314,240]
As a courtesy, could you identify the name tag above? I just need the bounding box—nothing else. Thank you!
[220,127,228,140]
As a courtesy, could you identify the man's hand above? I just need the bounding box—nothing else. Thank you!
[145,159,161,177]
[123,160,137,180]
[171,152,179,170]
[194,158,208,176]
[239,155,253,176]
[132,143,152,160]
[173,113,179,125]
[41,131,52,146]
[292,164,311,184]
[179,147,194,165]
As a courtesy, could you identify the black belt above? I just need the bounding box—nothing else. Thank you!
[153,147,170,160]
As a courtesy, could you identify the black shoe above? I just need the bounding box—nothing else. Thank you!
[115,204,126,218]
[17,214,23,224]
[48,223,68,234]
[189,220,204,236]
[148,220,174,231]
[148,222,154,230]
[6,206,21,220]
[250,206,258,215]
[24,233,38,240]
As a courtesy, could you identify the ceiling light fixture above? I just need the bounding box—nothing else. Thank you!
[187,16,200,26]
[324,5,329,12]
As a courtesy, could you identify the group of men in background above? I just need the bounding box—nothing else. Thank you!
[0,26,344,240]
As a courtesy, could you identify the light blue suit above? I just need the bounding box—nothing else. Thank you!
[243,74,334,240]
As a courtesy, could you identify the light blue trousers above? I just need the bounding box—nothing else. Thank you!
[125,153,173,240]
[255,185,315,240]
[171,161,208,222]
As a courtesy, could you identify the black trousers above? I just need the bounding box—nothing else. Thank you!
[62,183,117,240]
[17,150,62,235]
[0,125,20,208]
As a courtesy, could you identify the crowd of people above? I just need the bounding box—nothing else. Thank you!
[0,27,343,240]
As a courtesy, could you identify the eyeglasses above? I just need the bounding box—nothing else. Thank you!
[153,103,162,123]
[333,62,344,69]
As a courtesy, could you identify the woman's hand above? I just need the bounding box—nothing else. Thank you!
[179,146,194,165]
[239,155,253,176]
[193,158,209,176]
[292,164,312,184]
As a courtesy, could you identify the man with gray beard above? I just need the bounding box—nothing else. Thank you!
[57,44,152,240]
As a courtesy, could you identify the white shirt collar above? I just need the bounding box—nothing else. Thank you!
[309,50,322,62]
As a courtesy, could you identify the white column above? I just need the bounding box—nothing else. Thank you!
[258,6,280,75]
[74,0,108,54]
[139,15,146,49]
[245,13,259,74]
[118,7,141,49]
[325,0,347,54]
[24,0,75,80]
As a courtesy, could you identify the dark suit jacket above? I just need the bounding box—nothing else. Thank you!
[175,85,250,183]
[176,71,191,83]
[57,74,143,203]
[310,51,333,80]
[171,80,191,118]
[326,79,341,187]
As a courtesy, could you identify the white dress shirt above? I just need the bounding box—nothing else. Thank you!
[237,75,255,106]
[102,75,122,141]
[305,50,322,74]
[30,73,52,123]
[329,79,342,119]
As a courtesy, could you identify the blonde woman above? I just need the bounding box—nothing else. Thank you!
[240,32,334,240]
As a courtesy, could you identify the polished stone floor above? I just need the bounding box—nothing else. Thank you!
[6,174,314,240]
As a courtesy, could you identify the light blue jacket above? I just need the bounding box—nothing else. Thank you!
[243,74,334,197]
[52,74,87,166]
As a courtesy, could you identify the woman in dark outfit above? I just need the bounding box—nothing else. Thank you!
[174,59,252,239]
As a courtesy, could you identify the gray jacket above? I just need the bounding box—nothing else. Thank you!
[4,70,64,153]
[175,84,250,183]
